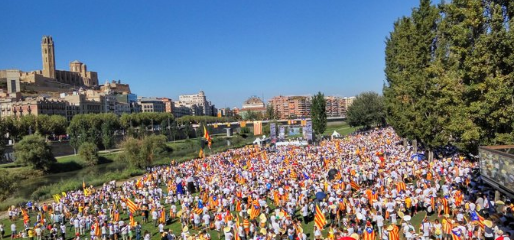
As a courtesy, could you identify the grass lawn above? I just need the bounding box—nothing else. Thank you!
[323,121,359,136]
[0,187,437,240]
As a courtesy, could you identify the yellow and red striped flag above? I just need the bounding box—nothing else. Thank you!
[124,198,139,214]
[314,204,326,230]
[350,181,360,191]
[129,213,136,227]
[199,148,204,159]
[234,215,241,240]
[94,221,101,236]
[249,200,260,220]
[203,126,212,148]
[388,225,400,240]
[160,209,166,223]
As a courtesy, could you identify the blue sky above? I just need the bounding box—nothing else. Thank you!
[0,0,421,108]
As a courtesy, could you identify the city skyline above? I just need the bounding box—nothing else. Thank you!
[0,0,422,108]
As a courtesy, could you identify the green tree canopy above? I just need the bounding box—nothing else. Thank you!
[347,92,385,128]
[0,169,16,201]
[14,134,56,171]
[78,142,99,166]
[384,0,514,154]
[265,105,276,120]
[119,135,168,168]
[310,92,327,136]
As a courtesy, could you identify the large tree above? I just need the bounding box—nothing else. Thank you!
[347,92,385,128]
[384,0,514,155]
[384,0,441,153]
[310,92,327,136]
[119,135,168,168]
[14,134,56,171]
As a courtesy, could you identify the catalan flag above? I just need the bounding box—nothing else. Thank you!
[113,210,120,222]
[314,204,326,230]
[350,181,360,191]
[129,212,136,227]
[194,208,203,215]
[451,230,463,240]
[199,148,204,159]
[396,181,406,193]
[363,227,375,240]
[388,225,400,240]
[94,221,101,237]
[124,198,139,214]
[234,215,241,240]
[203,126,212,148]
[160,209,166,223]
[470,211,485,228]
[22,208,30,224]
[290,170,297,179]
[441,197,450,215]
[136,179,143,189]
[249,200,260,220]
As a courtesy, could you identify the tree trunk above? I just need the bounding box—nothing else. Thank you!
[413,139,418,153]
[428,150,434,162]
[403,138,408,150]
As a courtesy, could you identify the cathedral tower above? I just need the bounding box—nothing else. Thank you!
[41,36,55,78]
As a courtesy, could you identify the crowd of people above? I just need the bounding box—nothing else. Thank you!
[1,127,513,240]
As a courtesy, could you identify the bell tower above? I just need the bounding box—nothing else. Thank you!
[41,36,55,78]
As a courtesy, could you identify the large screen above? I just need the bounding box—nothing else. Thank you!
[479,147,514,193]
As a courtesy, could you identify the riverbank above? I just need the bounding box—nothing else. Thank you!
[0,134,254,211]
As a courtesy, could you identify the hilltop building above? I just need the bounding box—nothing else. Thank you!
[0,36,99,88]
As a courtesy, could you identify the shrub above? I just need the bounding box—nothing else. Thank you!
[78,142,99,166]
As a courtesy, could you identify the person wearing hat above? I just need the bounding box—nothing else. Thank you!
[165,229,175,240]
[484,220,495,240]
[181,226,190,240]
[223,226,233,240]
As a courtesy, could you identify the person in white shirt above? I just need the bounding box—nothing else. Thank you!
[421,218,432,240]
[314,226,322,240]
[224,228,233,240]
[10,223,17,239]
[432,219,442,240]
[152,210,158,227]
[375,213,384,237]
[158,223,164,233]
